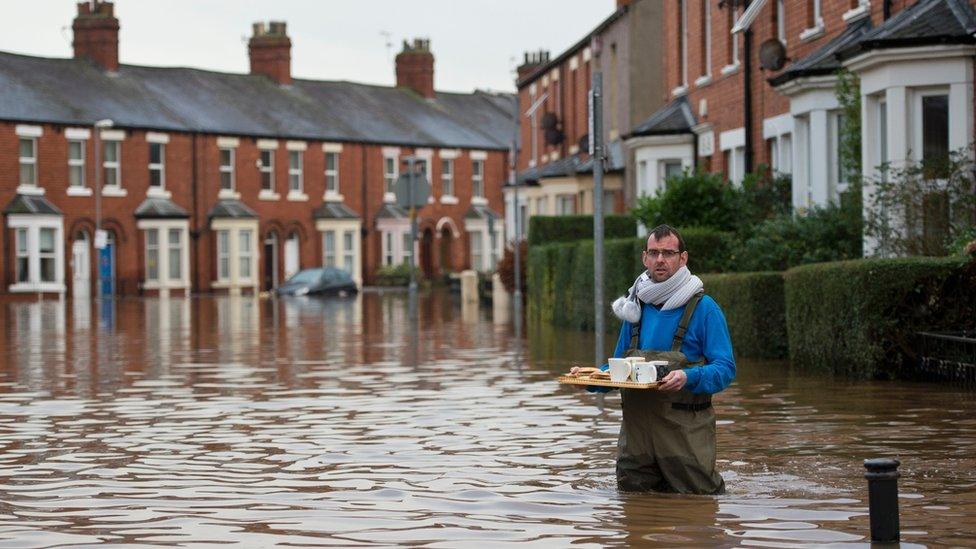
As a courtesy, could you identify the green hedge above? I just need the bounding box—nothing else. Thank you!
[784,257,975,378]
[702,272,786,359]
[681,227,734,273]
[527,215,637,246]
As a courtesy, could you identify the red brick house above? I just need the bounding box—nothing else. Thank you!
[1,1,514,298]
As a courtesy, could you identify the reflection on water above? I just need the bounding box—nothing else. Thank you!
[0,292,972,547]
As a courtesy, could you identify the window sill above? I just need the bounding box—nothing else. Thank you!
[799,23,825,43]
[440,195,459,205]
[383,192,396,204]
[218,189,241,200]
[287,191,309,202]
[842,4,869,23]
[9,282,65,293]
[324,192,345,203]
[258,190,280,201]
[720,63,741,76]
[142,280,189,290]
[471,196,488,206]
[212,279,256,289]
[694,75,713,88]
[102,186,128,197]
[147,188,172,199]
[16,185,44,196]
[67,187,92,197]
[671,85,688,98]
[427,196,435,204]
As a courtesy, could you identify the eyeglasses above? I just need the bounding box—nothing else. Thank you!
[643,249,682,259]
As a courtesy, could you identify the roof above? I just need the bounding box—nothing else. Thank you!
[0,50,516,150]
[375,203,408,220]
[313,201,359,220]
[207,199,258,219]
[770,19,872,86]
[134,197,189,219]
[3,194,62,215]
[515,139,625,184]
[838,0,976,60]
[629,97,696,137]
[464,204,501,220]
[516,6,628,88]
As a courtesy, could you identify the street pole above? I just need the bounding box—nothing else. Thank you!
[93,118,113,298]
[407,157,419,315]
[510,126,522,339]
[591,72,605,366]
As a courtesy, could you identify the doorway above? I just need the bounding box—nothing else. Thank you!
[439,226,453,274]
[263,232,278,291]
[284,233,300,281]
[72,230,91,298]
[98,232,116,297]
[420,228,434,279]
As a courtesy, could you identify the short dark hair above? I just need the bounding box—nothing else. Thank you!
[646,224,685,252]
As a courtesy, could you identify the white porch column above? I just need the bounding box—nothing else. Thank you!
[809,109,831,206]
[886,86,909,166]
[792,116,810,211]
[949,82,973,152]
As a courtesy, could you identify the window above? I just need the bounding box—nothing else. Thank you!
[489,230,498,269]
[384,157,398,194]
[103,141,120,188]
[725,147,745,185]
[325,152,339,194]
[402,232,413,264]
[727,5,740,66]
[384,232,394,266]
[701,0,711,77]
[678,0,687,86]
[168,228,182,280]
[441,159,454,196]
[879,101,888,167]
[921,94,949,178]
[19,138,36,186]
[15,229,28,283]
[39,228,56,283]
[288,151,303,192]
[472,160,484,197]
[808,0,822,28]
[470,231,483,271]
[149,143,165,189]
[343,231,355,274]
[239,230,252,279]
[219,148,234,191]
[69,140,85,188]
[218,230,230,280]
[260,149,274,191]
[146,229,159,281]
[323,231,335,267]
[662,160,684,183]
[557,194,575,215]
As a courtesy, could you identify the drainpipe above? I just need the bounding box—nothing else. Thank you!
[743,23,754,175]
[883,0,891,20]
[190,133,199,293]
[361,146,368,284]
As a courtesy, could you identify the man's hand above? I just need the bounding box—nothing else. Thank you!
[658,369,687,392]
[570,366,581,375]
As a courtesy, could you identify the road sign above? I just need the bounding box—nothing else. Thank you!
[394,172,431,209]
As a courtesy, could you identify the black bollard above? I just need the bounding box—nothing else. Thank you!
[864,458,901,543]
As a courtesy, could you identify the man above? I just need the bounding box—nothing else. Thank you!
[577,224,735,494]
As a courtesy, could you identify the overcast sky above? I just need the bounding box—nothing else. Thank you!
[0,0,615,93]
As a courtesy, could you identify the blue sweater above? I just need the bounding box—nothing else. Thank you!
[610,295,736,395]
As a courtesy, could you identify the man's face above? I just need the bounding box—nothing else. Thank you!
[642,234,688,282]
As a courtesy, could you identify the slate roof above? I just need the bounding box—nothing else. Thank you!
[3,194,62,215]
[0,50,516,150]
[207,199,258,219]
[515,139,625,184]
[464,204,501,220]
[770,19,872,86]
[133,197,189,219]
[313,201,359,220]
[375,203,408,220]
[838,0,976,60]
[630,97,696,137]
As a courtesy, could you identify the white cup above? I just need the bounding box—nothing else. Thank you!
[624,356,643,365]
[608,358,633,382]
[633,362,658,383]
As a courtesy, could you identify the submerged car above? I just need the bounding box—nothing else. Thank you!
[275,267,358,296]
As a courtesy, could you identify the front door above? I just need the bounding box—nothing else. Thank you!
[72,235,91,298]
[284,234,299,281]
[263,233,278,291]
[98,242,115,297]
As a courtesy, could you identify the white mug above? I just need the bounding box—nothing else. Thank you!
[608,358,633,382]
[633,362,658,383]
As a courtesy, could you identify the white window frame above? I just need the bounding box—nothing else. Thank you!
[217,230,231,281]
[317,220,362,286]
[288,150,303,193]
[239,229,253,281]
[679,0,688,87]
[323,231,336,268]
[384,231,394,266]
[470,231,483,272]
[220,147,235,192]
[68,139,86,189]
[472,159,485,198]
[383,155,398,197]
[7,215,65,293]
[138,220,190,290]
[19,137,37,188]
[441,158,454,197]
[103,140,122,190]
[701,0,712,81]
[146,228,160,282]
[259,149,275,193]
[800,0,824,42]
[15,228,29,284]
[167,227,182,281]
[325,151,340,195]
[342,230,355,275]
[777,0,786,44]
[913,88,951,170]
[149,142,165,190]
[402,231,413,265]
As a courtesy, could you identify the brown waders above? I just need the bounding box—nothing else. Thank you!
[616,291,726,495]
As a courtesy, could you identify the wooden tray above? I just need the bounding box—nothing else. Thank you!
[558,375,660,390]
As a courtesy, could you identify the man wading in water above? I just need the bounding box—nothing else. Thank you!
[574,224,735,494]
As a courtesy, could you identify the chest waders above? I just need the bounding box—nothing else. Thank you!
[616,291,726,495]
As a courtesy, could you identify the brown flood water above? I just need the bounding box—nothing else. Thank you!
[0,290,973,547]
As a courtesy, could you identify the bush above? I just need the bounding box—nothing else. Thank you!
[373,263,418,286]
[702,272,787,359]
[496,240,527,294]
[632,171,739,232]
[681,227,735,273]
[528,214,637,246]
[784,257,975,378]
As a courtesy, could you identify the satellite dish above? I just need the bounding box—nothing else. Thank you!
[544,128,564,146]
[759,39,788,71]
[541,112,558,129]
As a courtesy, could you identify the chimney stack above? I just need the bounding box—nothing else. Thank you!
[395,38,435,99]
[73,1,120,72]
[248,21,292,86]
[516,50,550,84]
[616,0,635,8]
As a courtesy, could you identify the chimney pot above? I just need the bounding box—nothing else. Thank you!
[395,37,435,99]
[248,20,292,85]
[72,1,120,72]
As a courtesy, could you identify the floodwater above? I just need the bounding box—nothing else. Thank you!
[0,290,973,547]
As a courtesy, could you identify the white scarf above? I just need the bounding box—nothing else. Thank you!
[611,266,703,323]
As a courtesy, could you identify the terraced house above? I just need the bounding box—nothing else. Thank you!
[0,1,514,298]
[638,0,975,252]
